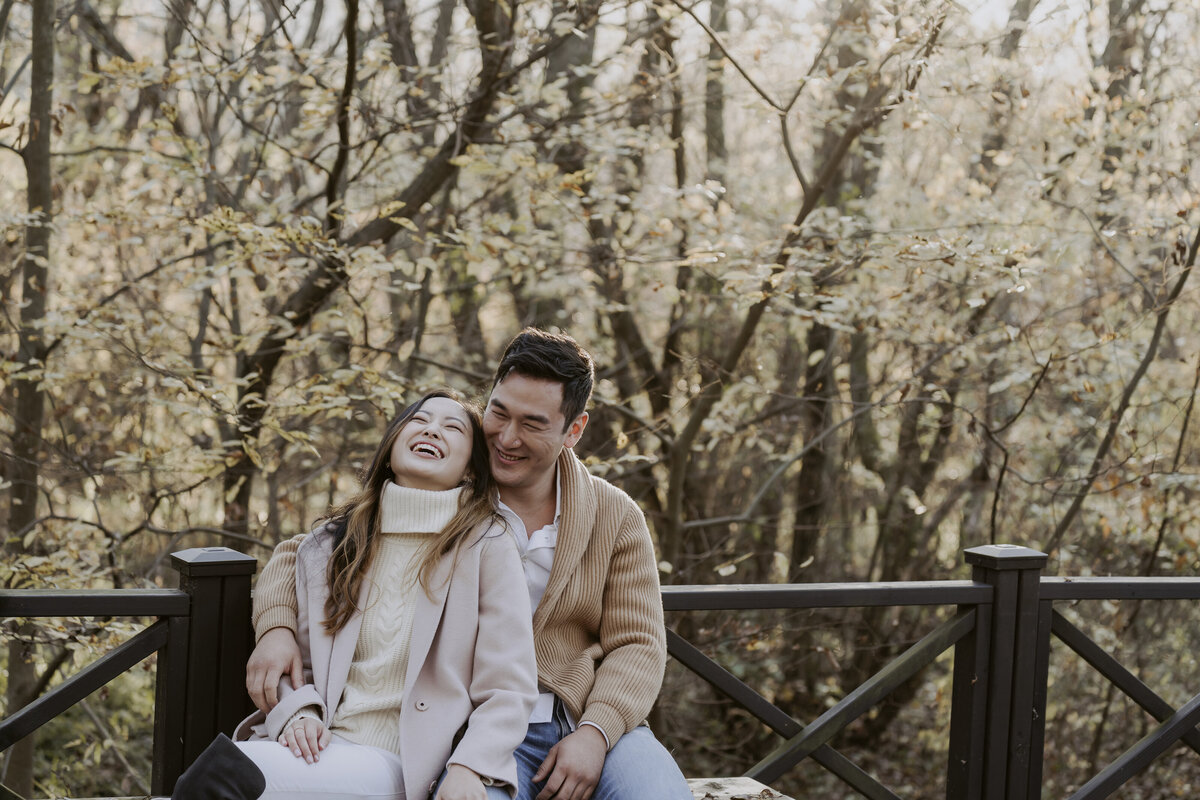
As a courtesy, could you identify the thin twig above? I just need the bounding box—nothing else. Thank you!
[44,244,223,358]
[1044,224,1200,556]
[668,0,782,111]
[683,340,960,530]
[144,523,275,550]
[1045,196,1155,305]
[992,357,1052,435]
[80,699,150,795]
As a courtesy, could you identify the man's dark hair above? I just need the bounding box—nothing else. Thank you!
[494,328,594,430]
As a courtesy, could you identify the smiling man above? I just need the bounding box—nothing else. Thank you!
[245,329,691,800]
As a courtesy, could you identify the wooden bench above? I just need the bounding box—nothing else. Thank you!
[688,777,794,799]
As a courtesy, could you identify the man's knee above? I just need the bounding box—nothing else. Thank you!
[597,727,690,800]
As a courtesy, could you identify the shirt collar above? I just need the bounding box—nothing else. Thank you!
[497,466,563,532]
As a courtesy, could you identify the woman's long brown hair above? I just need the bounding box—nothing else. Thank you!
[320,389,498,634]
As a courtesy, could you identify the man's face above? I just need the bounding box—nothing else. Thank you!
[483,373,586,493]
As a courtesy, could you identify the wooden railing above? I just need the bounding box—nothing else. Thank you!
[662,545,1200,800]
[0,548,257,796]
[3,544,1200,799]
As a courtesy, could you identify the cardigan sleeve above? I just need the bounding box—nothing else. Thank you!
[263,684,326,740]
[578,502,667,746]
[446,530,538,793]
[261,535,322,739]
[253,533,305,641]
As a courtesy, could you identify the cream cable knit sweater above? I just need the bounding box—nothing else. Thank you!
[281,482,462,754]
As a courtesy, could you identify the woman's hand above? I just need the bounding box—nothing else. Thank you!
[279,716,331,764]
[435,764,488,800]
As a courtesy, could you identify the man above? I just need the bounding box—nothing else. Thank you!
[246,329,692,800]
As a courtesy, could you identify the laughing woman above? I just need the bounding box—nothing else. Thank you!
[173,390,537,800]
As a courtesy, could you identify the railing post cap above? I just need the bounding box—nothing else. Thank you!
[171,547,258,577]
[964,544,1048,570]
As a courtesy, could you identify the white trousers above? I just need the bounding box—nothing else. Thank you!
[235,736,407,800]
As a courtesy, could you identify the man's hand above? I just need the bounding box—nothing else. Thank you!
[278,716,330,764]
[246,626,303,713]
[435,764,488,800]
[533,725,607,800]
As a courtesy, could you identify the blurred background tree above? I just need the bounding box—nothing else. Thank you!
[3,0,1200,796]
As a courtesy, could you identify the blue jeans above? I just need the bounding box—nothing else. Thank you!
[431,771,518,800]
[513,703,691,800]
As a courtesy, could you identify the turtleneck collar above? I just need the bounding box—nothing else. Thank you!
[379,481,463,534]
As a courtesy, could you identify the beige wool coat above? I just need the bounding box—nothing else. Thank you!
[233,521,537,800]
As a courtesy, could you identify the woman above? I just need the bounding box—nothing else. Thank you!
[173,391,537,800]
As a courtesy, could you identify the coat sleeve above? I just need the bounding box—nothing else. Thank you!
[253,532,305,641]
[445,531,538,792]
[579,502,667,746]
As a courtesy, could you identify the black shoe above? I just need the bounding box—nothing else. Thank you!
[172,734,266,800]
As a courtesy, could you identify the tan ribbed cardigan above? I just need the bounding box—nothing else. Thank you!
[253,448,667,748]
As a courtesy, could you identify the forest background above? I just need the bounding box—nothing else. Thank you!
[3,0,1200,797]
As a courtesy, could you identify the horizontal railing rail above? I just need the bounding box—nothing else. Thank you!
[0,589,190,618]
[1040,576,1200,601]
[661,580,992,610]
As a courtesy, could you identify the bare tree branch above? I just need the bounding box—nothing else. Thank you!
[665,10,948,544]
[1045,225,1199,556]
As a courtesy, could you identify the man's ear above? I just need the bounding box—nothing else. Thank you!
[563,411,589,449]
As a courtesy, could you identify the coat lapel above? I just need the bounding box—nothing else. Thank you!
[404,551,453,691]
[533,450,594,635]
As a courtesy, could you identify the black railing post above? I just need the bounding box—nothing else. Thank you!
[947,544,1048,800]
[155,547,257,794]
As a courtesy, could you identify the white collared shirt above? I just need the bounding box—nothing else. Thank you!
[497,473,562,727]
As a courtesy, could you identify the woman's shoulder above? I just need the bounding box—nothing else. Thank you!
[297,520,341,555]
[467,515,519,552]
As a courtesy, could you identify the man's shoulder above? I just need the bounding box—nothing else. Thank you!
[562,449,639,510]
[560,450,646,544]
[590,471,640,514]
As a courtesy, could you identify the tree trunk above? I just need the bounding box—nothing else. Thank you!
[705,0,727,188]
[790,322,838,575]
[1097,0,1140,227]
[4,0,54,793]
[973,0,1040,184]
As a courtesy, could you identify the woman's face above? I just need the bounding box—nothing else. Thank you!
[388,396,474,492]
